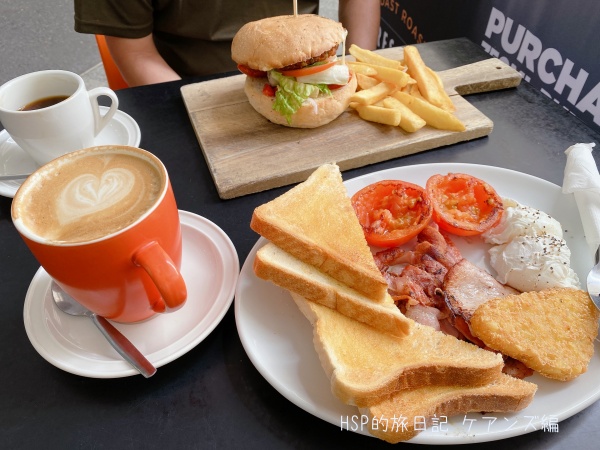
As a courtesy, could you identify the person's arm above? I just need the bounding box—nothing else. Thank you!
[105,35,181,87]
[338,0,380,50]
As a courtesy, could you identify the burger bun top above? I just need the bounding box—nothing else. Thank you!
[231,14,345,72]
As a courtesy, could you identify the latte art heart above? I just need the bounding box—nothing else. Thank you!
[16,150,163,243]
[57,168,135,224]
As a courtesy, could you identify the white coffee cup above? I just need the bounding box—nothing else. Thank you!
[0,70,119,166]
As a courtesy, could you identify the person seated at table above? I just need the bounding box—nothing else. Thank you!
[74,0,380,87]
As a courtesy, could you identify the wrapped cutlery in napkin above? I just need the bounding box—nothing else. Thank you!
[562,142,600,253]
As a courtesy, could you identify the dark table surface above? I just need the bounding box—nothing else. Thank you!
[2,38,599,449]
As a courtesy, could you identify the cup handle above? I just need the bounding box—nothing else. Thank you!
[133,241,187,313]
[88,87,119,137]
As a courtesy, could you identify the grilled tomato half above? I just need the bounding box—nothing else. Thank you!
[351,180,432,248]
[426,173,503,236]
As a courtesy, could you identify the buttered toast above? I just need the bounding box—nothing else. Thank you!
[254,243,411,337]
[250,164,388,302]
[361,373,537,443]
[292,293,504,407]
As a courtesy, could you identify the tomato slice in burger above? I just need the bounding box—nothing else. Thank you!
[280,61,336,78]
[426,173,503,236]
[237,64,267,78]
[351,180,433,248]
[262,83,276,97]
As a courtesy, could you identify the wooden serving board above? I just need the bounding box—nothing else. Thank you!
[181,49,521,199]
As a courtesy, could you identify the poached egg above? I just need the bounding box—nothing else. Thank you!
[484,199,580,291]
[489,234,580,291]
[482,198,563,245]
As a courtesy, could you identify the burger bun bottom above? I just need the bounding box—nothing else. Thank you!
[244,72,357,128]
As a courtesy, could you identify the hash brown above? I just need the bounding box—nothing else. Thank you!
[470,288,599,381]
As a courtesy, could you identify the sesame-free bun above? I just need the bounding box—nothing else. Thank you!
[244,72,357,128]
[232,14,345,71]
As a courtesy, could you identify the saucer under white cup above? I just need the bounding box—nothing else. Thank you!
[0,107,141,198]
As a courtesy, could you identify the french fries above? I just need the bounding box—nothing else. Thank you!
[368,64,413,88]
[403,46,456,112]
[347,62,378,76]
[350,82,396,106]
[392,91,466,132]
[382,97,426,133]
[356,73,380,91]
[348,62,412,88]
[347,45,465,133]
[349,44,406,71]
[356,105,401,127]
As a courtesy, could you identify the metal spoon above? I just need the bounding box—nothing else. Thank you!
[586,248,600,311]
[51,281,157,378]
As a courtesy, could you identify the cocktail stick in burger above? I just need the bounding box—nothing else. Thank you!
[231,14,358,128]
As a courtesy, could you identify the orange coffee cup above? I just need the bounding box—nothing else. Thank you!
[11,145,187,323]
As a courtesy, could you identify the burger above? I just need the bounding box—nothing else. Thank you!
[231,14,357,128]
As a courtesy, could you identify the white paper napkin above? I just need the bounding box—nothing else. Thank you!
[562,142,600,253]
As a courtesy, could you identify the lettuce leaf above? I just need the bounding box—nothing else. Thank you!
[270,71,331,124]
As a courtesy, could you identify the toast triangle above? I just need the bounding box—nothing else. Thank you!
[250,163,388,302]
[291,293,505,408]
[254,242,411,337]
[361,372,537,443]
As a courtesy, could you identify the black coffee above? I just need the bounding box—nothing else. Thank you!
[19,95,69,111]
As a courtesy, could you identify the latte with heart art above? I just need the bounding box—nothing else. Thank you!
[14,147,164,243]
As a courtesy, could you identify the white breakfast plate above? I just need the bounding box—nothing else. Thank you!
[23,210,239,378]
[235,163,599,444]
[0,107,141,198]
